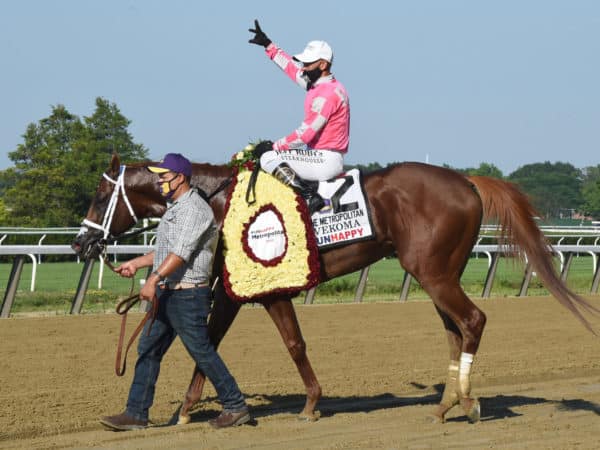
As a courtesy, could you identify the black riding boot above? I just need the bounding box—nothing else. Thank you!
[271,163,325,214]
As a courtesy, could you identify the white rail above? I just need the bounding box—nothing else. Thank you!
[2,225,600,316]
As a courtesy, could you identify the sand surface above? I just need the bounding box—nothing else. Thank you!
[1,296,599,449]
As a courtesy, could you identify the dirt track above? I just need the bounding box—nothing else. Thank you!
[1,296,600,449]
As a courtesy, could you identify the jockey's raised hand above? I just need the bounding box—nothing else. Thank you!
[248,19,271,47]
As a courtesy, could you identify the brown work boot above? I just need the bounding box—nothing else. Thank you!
[208,408,251,429]
[100,412,148,431]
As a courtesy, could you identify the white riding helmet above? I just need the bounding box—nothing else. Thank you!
[293,40,333,64]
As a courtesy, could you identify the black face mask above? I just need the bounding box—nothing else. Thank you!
[302,67,323,89]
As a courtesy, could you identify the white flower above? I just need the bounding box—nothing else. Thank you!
[223,172,315,300]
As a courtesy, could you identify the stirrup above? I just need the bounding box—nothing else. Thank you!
[307,195,328,215]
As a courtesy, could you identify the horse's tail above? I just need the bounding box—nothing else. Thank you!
[467,175,599,334]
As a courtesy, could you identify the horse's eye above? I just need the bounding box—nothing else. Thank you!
[95,191,109,203]
[94,184,115,206]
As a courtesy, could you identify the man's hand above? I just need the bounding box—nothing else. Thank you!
[248,19,271,48]
[140,276,158,301]
[114,261,137,278]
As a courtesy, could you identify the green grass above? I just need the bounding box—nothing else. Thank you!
[0,260,147,314]
[1,255,598,313]
[303,255,597,304]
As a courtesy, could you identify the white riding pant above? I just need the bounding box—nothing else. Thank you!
[260,149,344,182]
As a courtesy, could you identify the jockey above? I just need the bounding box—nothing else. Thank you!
[248,20,350,214]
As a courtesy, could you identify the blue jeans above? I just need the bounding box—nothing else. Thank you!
[126,287,246,421]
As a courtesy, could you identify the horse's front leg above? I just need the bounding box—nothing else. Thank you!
[263,297,322,421]
[178,286,242,425]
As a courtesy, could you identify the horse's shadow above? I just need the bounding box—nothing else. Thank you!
[168,382,600,426]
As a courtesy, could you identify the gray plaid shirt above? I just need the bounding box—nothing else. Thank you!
[153,189,217,284]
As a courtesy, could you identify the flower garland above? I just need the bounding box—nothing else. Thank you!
[229,143,259,172]
[221,147,320,302]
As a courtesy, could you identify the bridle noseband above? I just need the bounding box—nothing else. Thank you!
[79,165,138,242]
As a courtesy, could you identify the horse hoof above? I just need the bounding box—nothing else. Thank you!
[460,398,481,423]
[177,414,191,425]
[427,402,457,424]
[426,412,445,424]
[297,410,320,422]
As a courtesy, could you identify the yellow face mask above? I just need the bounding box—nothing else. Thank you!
[157,174,179,199]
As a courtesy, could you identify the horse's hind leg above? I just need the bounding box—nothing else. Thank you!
[425,304,462,423]
[263,298,322,421]
[421,279,486,423]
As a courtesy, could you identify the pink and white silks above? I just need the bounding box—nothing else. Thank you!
[259,43,350,181]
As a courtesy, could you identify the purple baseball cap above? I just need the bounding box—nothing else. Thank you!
[147,153,192,177]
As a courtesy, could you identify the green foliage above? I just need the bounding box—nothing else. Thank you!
[1,98,148,227]
[445,162,505,179]
[508,161,584,219]
[0,198,7,223]
[228,143,258,171]
[580,165,600,219]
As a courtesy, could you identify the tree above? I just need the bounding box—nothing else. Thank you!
[580,165,600,219]
[508,162,583,219]
[68,97,149,218]
[4,105,85,226]
[446,162,504,178]
[0,198,7,224]
[2,98,148,227]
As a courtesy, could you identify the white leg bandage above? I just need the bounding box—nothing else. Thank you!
[458,352,474,397]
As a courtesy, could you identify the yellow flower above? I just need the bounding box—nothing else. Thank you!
[222,171,316,300]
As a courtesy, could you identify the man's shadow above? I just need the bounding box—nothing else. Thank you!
[168,382,600,426]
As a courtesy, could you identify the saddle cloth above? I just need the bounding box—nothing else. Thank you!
[310,169,375,249]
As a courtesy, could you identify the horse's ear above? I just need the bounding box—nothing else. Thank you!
[109,153,120,174]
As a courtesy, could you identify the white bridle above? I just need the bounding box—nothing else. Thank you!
[78,165,138,240]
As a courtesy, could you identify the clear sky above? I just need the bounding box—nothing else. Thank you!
[1,0,598,175]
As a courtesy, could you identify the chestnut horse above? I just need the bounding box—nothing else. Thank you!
[72,153,598,425]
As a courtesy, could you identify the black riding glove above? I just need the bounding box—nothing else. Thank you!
[248,19,272,48]
[253,140,274,158]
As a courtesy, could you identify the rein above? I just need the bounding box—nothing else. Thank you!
[98,251,158,377]
[114,288,158,377]
[203,174,234,201]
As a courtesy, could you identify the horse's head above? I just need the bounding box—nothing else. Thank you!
[72,153,167,259]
